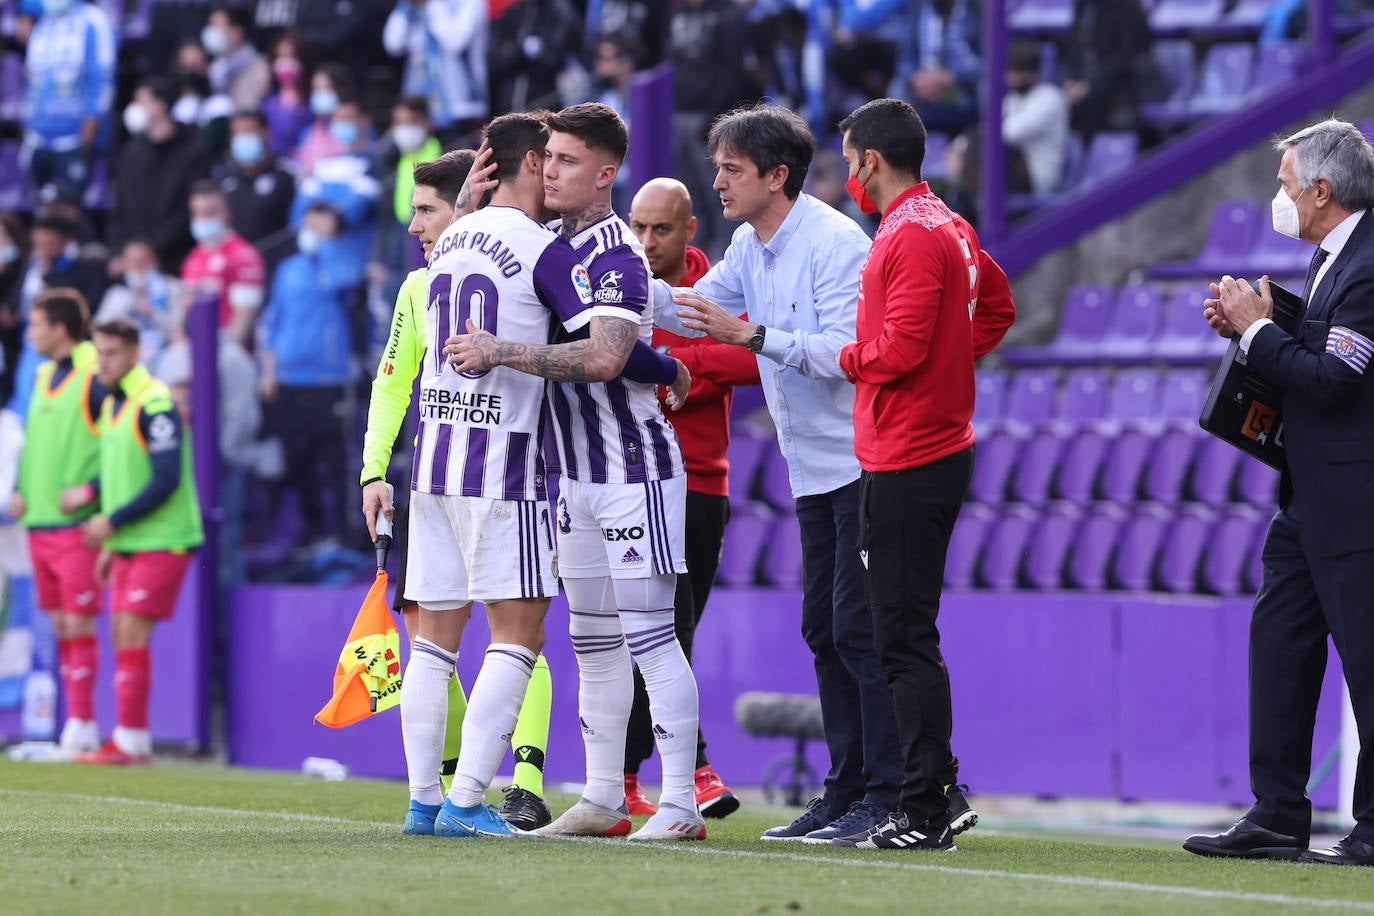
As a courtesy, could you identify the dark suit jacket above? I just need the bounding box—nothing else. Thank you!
[1248,209,1374,556]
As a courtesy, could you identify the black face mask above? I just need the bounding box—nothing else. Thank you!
[179,72,211,97]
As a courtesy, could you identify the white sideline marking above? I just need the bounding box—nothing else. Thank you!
[4,788,1371,912]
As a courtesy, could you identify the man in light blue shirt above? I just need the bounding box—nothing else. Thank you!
[653,103,903,844]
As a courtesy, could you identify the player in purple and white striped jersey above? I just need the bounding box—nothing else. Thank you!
[445,103,705,843]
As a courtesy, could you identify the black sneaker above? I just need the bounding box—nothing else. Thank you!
[801,800,887,844]
[946,783,978,836]
[760,796,832,841]
[831,811,956,851]
[499,786,552,831]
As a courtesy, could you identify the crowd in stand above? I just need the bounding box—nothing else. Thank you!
[0,0,1362,581]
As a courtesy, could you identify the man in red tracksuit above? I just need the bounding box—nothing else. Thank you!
[625,177,761,818]
[833,99,1016,852]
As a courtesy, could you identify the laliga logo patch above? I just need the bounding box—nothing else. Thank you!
[572,264,593,304]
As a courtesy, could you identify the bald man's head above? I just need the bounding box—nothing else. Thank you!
[629,178,697,284]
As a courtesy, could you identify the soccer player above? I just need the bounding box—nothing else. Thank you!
[73,317,204,765]
[445,103,706,842]
[360,147,555,832]
[9,289,106,757]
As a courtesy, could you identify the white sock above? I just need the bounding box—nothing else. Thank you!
[401,637,456,805]
[447,644,537,808]
[567,579,633,810]
[112,726,150,757]
[624,608,699,812]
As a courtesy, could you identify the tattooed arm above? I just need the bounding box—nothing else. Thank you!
[444,315,640,382]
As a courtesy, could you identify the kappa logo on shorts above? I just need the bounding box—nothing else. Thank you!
[620,547,644,565]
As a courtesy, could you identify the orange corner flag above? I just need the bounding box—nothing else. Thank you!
[316,570,403,728]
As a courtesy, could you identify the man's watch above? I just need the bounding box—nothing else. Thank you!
[746,324,767,354]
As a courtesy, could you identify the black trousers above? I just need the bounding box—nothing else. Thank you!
[859,446,974,821]
[798,479,903,814]
[1247,505,1374,845]
[266,384,348,543]
[625,490,730,774]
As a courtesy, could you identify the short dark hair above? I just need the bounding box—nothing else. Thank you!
[708,104,815,200]
[33,288,90,342]
[395,95,430,121]
[314,62,355,102]
[231,109,268,130]
[413,149,476,207]
[138,75,178,110]
[484,112,551,183]
[838,98,926,181]
[32,214,78,239]
[545,102,628,165]
[215,6,253,33]
[93,316,141,348]
[189,178,224,200]
[1009,40,1042,75]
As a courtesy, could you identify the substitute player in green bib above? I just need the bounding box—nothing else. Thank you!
[72,317,204,766]
[9,289,107,757]
[360,148,553,831]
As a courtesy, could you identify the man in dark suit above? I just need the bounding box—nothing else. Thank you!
[1192,118,1374,867]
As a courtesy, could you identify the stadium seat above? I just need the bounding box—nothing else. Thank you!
[1099,367,1162,429]
[1112,503,1172,591]
[1003,285,1113,366]
[1023,502,1081,590]
[1141,426,1201,504]
[1201,504,1262,595]
[967,427,1021,503]
[999,367,1060,431]
[1066,503,1126,590]
[979,503,1038,590]
[725,429,769,504]
[1150,0,1227,32]
[1057,366,1112,426]
[1235,453,1280,502]
[757,448,793,512]
[1224,0,1280,29]
[1077,132,1138,187]
[1188,434,1244,506]
[762,510,802,588]
[1188,43,1256,117]
[945,502,996,590]
[972,368,1009,435]
[1157,368,1210,425]
[923,132,952,180]
[1248,203,1311,276]
[1150,199,1260,280]
[1100,283,1163,359]
[0,140,25,212]
[1155,504,1215,593]
[1249,42,1305,99]
[1099,427,1153,503]
[1008,0,1074,31]
[1154,286,1230,363]
[0,52,22,123]
[1010,427,1069,505]
[1054,428,1110,504]
[715,502,773,588]
[1141,40,1198,126]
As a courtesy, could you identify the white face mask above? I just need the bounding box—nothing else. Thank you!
[391,124,427,154]
[1270,185,1307,240]
[123,102,151,136]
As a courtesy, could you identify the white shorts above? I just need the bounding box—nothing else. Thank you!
[554,476,688,580]
[406,491,557,607]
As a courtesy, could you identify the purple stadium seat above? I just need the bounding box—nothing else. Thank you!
[1249,42,1304,98]
[726,429,769,504]
[1057,366,1111,425]
[1099,427,1153,503]
[1141,426,1200,504]
[1156,504,1216,593]
[0,140,24,212]
[758,448,793,512]
[1010,428,1068,505]
[1188,434,1244,506]
[1188,43,1256,117]
[1100,284,1163,359]
[1248,203,1310,276]
[968,428,1022,504]
[945,502,995,590]
[715,502,774,588]
[1150,0,1226,31]
[1158,368,1210,423]
[1077,132,1138,186]
[999,367,1059,431]
[0,53,22,122]
[1113,503,1172,591]
[1004,285,1113,366]
[1202,505,1262,595]
[1150,199,1260,280]
[1235,454,1280,503]
[978,504,1038,590]
[923,132,952,181]
[1099,367,1162,428]
[762,510,802,588]
[1023,502,1081,590]
[1066,503,1127,590]
[1054,428,1110,504]
[1009,0,1073,31]
[1141,40,1198,126]
[1155,286,1230,362]
[972,368,1008,435]
[1225,0,1279,27]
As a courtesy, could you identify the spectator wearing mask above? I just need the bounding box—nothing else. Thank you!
[488,0,582,115]
[179,181,266,347]
[169,38,235,152]
[95,239,186,365]
[1003,40,1069,196]
[203,6,272,111]
[294,62,354,174]
[261,34,315,157]
[20,0,116,200]
[108,76,214,273]
[1061,0,1153,137]
[383,0,488,138]
[584,0,669,68]
[369,97,440,302]
[22,215,109,320]
[891,0,981,135]
[292,99,381,270]
[215,110,298,246]
[259,202,361,552]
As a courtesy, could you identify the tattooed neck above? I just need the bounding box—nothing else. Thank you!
[559,203,613,239]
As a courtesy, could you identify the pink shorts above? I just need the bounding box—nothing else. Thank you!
[28,528,102,615]
[110,550,195,620]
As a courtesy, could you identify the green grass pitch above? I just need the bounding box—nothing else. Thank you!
[1,759,1372,914]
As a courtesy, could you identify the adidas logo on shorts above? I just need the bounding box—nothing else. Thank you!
[653,723,674,740]
[621,547,643,565]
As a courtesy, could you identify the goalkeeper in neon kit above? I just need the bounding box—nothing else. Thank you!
[359,148,553,833]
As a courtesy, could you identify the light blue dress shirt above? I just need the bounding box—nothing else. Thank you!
[653,193,871,498]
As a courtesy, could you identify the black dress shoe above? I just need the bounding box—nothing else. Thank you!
[1182,817,1306,860]
[1298,834,1374,866]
